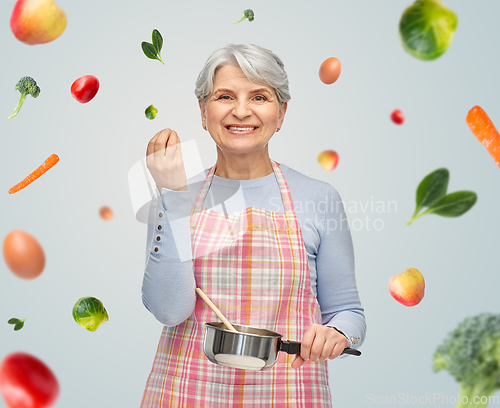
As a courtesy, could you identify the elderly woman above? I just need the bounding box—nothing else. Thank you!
[141,43,366,407]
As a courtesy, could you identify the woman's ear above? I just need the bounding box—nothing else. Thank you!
[198,99,207,128]
[278,102,288,128]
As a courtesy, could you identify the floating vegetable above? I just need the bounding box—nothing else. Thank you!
[8,76,40,120]
[0,352,59,408]
[71,75,99,103]
[145,104,158,120]
[233,9,254,24]
[399,0,458,61]
[407,168,477,225]
[466,105,500,169]
[72,296,109,332]
[3,230,46,279]
[318,57,342,85]
[7,318,26,331]
[9,153,59,194]
[391,109,405,125]
[142,29,164,65]
[433,313,500,408]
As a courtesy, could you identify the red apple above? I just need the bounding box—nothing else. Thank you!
[10,0,67,45]
[388,268,425,307]
[317,150,339,171]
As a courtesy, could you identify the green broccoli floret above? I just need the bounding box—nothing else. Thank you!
[233,9,254,24]
[8,76,41,120]
[433,313,500,407]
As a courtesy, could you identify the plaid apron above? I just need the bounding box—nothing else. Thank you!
[141,160,332,407]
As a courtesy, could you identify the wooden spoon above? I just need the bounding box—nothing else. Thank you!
[196,288,238,332]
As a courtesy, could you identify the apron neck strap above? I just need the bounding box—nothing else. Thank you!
[191,160,295,215]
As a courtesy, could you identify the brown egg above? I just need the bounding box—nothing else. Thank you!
[2,230,46,279]
[319,57,342,85]
[99,206,113,221]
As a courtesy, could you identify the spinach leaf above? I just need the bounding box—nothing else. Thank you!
[424,191,477,217]
[152,29,163,55]
[8,317,26,331]
[415,168,449,213]
[142,42,159,61]
[142,29,164,65]
[407,168,477,225]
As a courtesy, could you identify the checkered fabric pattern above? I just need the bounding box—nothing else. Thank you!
[141,161,332,407]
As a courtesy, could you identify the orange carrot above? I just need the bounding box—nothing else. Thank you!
[466,105,500,168]
[9,154,59,194]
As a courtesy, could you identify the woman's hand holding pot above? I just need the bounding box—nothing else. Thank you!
[146,129,187,192]
[291,324,350,369]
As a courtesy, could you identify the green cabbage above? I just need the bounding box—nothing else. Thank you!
[399,0,458,61]
[72,297,109,332]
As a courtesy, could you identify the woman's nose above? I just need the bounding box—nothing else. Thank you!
[232,101,251,119]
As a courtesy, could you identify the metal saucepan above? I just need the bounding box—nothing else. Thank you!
[203,322,361,371]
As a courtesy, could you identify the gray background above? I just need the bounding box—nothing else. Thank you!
[1,0,499,406]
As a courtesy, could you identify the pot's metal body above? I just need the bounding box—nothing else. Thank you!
[204,322,287,371]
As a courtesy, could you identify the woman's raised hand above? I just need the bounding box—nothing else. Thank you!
[291,324,350,369]
[146,129,188,193]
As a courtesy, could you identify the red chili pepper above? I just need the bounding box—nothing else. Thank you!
[71,75,99,103]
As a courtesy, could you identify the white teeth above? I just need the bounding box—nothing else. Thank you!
[227,126,256,131]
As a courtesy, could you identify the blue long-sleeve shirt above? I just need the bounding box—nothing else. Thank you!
[142,163,366,349]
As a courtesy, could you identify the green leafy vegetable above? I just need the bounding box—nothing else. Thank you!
[233,9,254,24]
[145,104,158,120]
[7,318,26,331]
[72,297,109,332]
[152,29,163,55]
[413,167,449,217]
[399,0,458,61]
[423,191,477,217]
[407,168,477,225]
[433,313,500,407]
[141,29,164,65]
[8,76,40,120]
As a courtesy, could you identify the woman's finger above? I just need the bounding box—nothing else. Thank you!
[291,354,305,369]
[329,341,348,360]
[319,338,336,361]
[308,333,326,362]
[165,130,180,162]
[146,132,160,160]
[154,129,171,159]
[299,328,317,362]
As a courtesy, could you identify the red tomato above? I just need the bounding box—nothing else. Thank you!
[391,109,405,125]
[319,57,342,85]
[0,352,59,408]
[70,75,99,103]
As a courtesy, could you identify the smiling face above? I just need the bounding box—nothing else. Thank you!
[199,64,287,159]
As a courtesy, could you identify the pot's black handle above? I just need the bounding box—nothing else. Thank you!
[281,340,361,356]
[280,340,301,355]
[341,348,361,356]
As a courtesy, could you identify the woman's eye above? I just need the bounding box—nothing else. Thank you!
[254,96,266,101]
[218,95,231,100]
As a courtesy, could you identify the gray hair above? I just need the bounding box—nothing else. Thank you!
[195,44,291,106]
